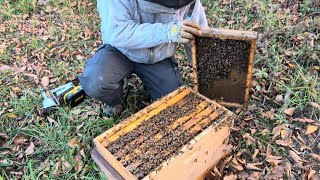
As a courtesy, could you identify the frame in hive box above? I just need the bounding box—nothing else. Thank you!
[192,28,258,108]
[92,86,235,179]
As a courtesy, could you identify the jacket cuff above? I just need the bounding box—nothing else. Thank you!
[167,22,181,43]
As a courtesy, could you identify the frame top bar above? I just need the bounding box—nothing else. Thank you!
[200,28,258,40]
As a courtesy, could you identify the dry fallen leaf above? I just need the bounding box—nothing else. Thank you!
[312,66,320,71]
[25,142,35,155]
[76,55,84,61]
[41,35,49,41]
[305,125,319,135]
[24,73,39,84]
[41,76,50,88]
[287,62,297,69]
[37,158,50,172]
[0,65,12,71]
[223,173,237,180]
[76,122,85,131]
[280,128,291,138]
[38,0,49,6]
[14,136,28,146]
[62,158,72,172]
[307,169,317,180]
[284,91,291,105]
[283,107,295,116]
[22,14,29,19]
[230,158,244,171]
[249,171,261,178]
[246,163,263,171]
[0,132,9,139]
[74,155,84,171]
[0,159,10,166]
[265,165,285,179]
[267,158,283,167]
[266,154,283,167]
[310,154,320,162]
[53,160,62,176]
[213,166,222,177]
[47,116,59,127]
[289,150,303,167]
[275,95,284,103]
[251,79,259,87]
[309,102,320,111]
[80,149,86,159]
[272,124,289,140]
[47,41,56,48]
[12,87,21,94]
[218,155,233,174]
[266,154,282,160]
[243,133,256,145]
[6,113,17,119]
[285,162,292,178]
[292,118,315,123]
[262,110,275,120]
[68,137,80,148]
[295,131,307,144]
[70,1,77,7]
[252,149,259,160]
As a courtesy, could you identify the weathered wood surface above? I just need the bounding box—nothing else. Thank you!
[94,139,137,179]
[244,39,257,107]
[201,28,258,40]
[91,149,124,180]
[192,39,199,92]
[144,125,232,180]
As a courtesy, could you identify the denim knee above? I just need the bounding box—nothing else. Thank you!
[79,75,123,106]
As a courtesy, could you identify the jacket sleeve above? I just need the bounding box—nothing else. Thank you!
[184,0,209,63]
[191,0,209,29]
[98,0,172,49]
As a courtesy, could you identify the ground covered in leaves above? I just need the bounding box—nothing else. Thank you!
[0,0,319,179]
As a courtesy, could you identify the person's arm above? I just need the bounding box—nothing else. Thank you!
[98,0,171,49]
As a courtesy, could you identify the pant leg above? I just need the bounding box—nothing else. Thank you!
[78,44,134,106]
[134,58,184,101]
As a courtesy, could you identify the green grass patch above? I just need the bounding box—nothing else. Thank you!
[0,0,319,178]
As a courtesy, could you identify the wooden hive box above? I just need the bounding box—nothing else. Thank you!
[192,28,258,108]
[92,86,235,179]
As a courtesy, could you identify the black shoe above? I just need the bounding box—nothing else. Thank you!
[103,104,124,118]
[103,78,128,118]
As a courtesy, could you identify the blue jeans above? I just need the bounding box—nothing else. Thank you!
[78,44,184,106]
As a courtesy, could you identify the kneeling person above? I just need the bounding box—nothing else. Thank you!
[79,0,209,117]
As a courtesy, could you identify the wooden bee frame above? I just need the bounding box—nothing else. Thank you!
[192,28,258,108]
[92,86,235,179]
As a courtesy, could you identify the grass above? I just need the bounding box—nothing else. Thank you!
[1,0,319,178]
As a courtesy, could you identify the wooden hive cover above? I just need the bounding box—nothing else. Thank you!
[93,86,235,179]
[192,28,258,108]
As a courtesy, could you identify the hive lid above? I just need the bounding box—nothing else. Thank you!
[192,28,258,108]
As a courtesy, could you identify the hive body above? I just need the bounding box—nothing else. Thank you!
[93,87,234,179]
